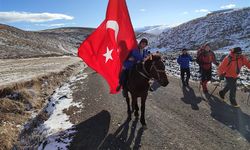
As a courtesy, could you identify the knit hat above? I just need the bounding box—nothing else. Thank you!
[139,38,148,45]
[233,47,242,54]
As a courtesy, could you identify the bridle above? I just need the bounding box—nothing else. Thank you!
[150,61,166,80]
[136,60,166,81]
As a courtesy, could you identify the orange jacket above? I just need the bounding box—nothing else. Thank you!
[218,51,250,78]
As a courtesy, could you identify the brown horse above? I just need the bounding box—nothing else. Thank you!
[123,54,169,128]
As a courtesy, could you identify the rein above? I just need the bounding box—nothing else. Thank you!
[150,61,166,80]
[136,63,151,80]
[136,60,166,80]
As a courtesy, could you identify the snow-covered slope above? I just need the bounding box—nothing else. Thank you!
[2,7,250,59]
[157,7,250,51]
[0,24,94,59]
[136,25,170,35]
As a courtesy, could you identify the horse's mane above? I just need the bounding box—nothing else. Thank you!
[144,54,162,62]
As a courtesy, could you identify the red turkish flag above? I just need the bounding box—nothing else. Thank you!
[78,0,137,94]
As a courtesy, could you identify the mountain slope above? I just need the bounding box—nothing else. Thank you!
[136,25,170,35]
[157,7,250,51]
[0,24,94,59]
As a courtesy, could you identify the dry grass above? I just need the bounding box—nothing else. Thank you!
[0,62,83,149]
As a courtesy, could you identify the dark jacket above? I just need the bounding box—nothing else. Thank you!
[177,54,193,69]
[123,48,149,69]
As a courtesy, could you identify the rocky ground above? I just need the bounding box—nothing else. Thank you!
[1,55,250,150]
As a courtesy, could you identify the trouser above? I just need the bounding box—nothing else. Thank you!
[220,77,237,105]
[180,68,190,85]
[119,69,129,97]
[200,68,212,91]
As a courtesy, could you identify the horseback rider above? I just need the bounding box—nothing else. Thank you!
[196,43,219,93]
[116,38,149,92]
[218,47,250,107]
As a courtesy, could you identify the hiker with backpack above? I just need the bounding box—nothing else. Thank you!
[217,47,250,107]
[196,43,219,93]
[177,48,193,86]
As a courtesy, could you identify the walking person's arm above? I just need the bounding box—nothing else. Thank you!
[212,51,219,66]
[217,56,229,77]
[242,56,250,69]
[177,56,181,65]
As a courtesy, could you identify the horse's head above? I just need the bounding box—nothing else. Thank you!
[144,54,169,87]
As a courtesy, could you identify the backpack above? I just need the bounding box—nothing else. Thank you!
[225,55,243,75]
[196,48,205,65]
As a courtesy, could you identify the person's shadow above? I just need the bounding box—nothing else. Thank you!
[206,94,250,141]
[181,86,202,110]
[99,116,144,150]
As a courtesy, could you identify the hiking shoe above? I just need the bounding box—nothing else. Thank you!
[219,91,225,99]
[231,104,240,108]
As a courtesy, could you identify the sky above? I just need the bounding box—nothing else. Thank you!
[0,0,250,31]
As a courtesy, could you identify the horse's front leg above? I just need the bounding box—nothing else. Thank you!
[123,88,131,116]
[125,96,131,115]
[140,95,147,127]
[132,94,139,118]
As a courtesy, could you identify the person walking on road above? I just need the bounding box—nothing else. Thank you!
[218,47,250,107]
[177,48,193,86]
[196,43,219,93]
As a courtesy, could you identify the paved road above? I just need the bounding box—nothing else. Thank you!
[68,67,250,150]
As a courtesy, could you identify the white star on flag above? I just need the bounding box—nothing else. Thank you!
[103,47,113,63]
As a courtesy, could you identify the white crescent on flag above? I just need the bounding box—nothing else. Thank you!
[106,20,119,42]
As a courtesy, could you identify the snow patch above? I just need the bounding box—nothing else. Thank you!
[41,82,80,134]
[37,72,88,149]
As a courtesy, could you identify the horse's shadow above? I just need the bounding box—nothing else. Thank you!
[99,116,144,150]
[69,110,111,150]
[206,94,250,142]
[39,110,111,150]
[181,86,202,110]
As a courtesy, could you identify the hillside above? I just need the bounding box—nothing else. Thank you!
[135,25,170,35]
[1,7,250,58]
[154,7,250,51]
[0,24,94,59]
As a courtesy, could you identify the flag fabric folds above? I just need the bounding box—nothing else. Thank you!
[78,0,137,94]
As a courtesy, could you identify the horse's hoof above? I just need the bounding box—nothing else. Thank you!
[134,112,139,118]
